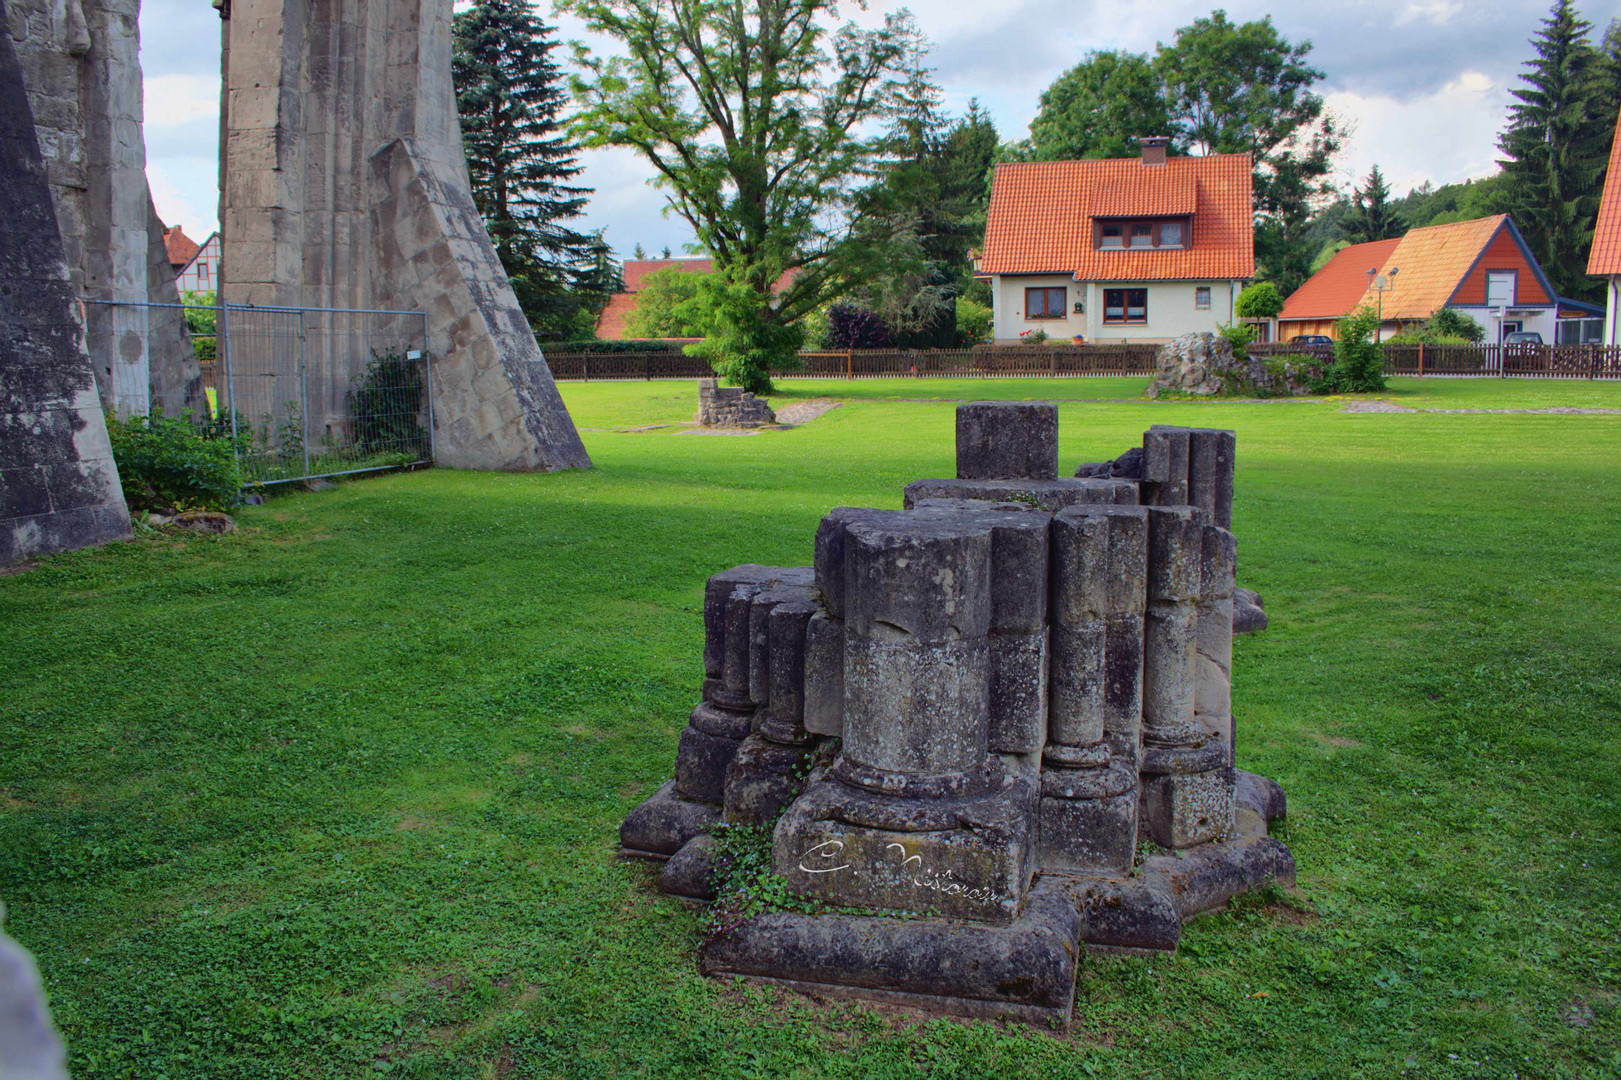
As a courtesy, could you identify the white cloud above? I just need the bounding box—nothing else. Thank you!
[1327,71,1509,195]
[1395,0,1465,27]
[143,74,219,127]
[146,161,216,236]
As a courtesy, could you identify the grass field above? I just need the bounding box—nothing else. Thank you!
[1,377,1618,1078]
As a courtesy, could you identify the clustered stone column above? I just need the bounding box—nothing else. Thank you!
[621,402,1294,1024]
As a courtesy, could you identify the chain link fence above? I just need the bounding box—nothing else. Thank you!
[98,300,434,487]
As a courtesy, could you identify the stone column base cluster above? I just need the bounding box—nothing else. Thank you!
[621,402,1294,1024]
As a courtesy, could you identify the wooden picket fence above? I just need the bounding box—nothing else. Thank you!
[543,343,1621,381]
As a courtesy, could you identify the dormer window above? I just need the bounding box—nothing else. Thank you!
[1093,217,1189,251]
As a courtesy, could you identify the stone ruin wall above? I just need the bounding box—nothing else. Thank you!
[4,0,199,418]
[697,377,776,428]
[622,403,1294,1023]
[219,0,591,471]
[0,0,132,567]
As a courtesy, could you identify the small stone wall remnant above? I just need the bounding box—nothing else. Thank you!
[697,377,776,428]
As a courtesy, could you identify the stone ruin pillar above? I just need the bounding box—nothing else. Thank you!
[1039,502,1146,874]
[220,0,590,471]
[5,0,200,418]
[621,401,1295,1024]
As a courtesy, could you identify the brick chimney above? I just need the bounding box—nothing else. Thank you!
[1140,136,1169,166]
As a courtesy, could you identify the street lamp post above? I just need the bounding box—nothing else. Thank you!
[1367,266,1400,340]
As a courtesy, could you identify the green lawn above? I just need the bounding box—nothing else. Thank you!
[2,377,1618,1078]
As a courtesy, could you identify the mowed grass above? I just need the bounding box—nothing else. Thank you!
[1,377,1618,1078]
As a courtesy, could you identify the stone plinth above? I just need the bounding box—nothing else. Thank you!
[698,378,776,428]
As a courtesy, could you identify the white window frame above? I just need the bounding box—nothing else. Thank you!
[1194,286,1211,310]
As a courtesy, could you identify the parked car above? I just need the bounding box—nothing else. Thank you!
[1290,334,1333,345]
[1503,331,1544,345]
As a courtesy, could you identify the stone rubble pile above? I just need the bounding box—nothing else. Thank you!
[622,402,1293,1024]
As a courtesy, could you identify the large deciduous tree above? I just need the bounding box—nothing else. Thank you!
[1498,0,1610,303]
[453,0,612,341]
[560,0,923,392]
[1340,164,1404,244]
[1155,10,1340,296]
[1027,51,1172,161]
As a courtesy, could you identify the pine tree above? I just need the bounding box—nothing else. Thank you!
[452,0,606,339]
[1340,164,1404,243]
[1498,0,1609,302]
[633,243,647,260]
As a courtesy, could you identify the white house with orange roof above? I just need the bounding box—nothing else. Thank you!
[974,138,1254,345]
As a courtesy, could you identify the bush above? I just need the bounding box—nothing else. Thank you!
[105,408,243,512]
[683,274,801,395]
[349,349,429,457]
[798,305,832,350]
[1323,305,1386,392]
[826,304,893,350]
[622,266,711,338]
[1234,281,1284,320]
[1218,321,1256,362]
[956,299,992,346]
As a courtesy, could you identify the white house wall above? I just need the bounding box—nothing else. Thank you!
[991,275,1238,344]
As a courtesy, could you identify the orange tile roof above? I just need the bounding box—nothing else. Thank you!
[1280,215,1557,323]
[1370,215,1511,320]
[622,258,713,291]
[979,153,1254,281]
[1589,114,1621,275]
[593,292,640,340]
[163,224,200,268]
[1278,239,1401,320]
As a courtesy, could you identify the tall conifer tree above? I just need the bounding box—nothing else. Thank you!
[453,0,611,339]
[1340,165,1404,243]
[1498,0,1608,302]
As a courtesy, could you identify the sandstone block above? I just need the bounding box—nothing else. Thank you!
[988,630,1048,754]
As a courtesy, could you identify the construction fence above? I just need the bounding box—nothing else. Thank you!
[105,300,434,487]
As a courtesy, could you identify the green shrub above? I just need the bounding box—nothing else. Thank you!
[1234,281,1284,320]
[105,408,243,512]
[1323,305,1386,392]
[682,273,801,395]
[1387,308,1484,346]
[956,299,993,346]
[349,350,429,458]
[1218,320,1256,362]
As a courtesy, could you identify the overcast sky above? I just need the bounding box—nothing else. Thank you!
[139,0,1620,255]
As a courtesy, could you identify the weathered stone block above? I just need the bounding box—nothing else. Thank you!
[701,878,1079,1023]
[723,733,812,825]
[759,593,818,745]
[0,926,69,1080]
[775,776,1035,923]
[1140,754,1235,849]
[661,834,719,899]
[904,477,1136,511]
[674,725,746,804]
[988,630,1047,754]
[1038,759,1138,875]
[802,612,844,737]
[620,779,720,857]
[842,636,991,783]
[813,508,887,618]
[844,514,992,642]
[955,401,1058,480]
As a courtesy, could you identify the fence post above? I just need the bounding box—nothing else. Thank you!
[845,350,852,380]
[584,354,590,381]
[421,312,436,465]
[1418,343,1425,378]
[297,310,310,480]
[219,298,238,459]
[645,353,651,381]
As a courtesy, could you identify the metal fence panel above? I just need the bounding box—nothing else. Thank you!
[93,300,433,487]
